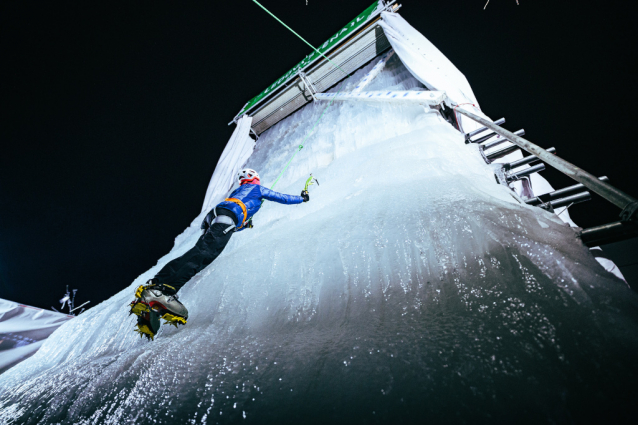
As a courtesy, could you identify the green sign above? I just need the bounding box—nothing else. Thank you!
[237,1,385,118]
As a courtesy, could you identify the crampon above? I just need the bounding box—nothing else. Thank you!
[129,284,188,340]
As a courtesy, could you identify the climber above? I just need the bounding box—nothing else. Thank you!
[129,168,309,339]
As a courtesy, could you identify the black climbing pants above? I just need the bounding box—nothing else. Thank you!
[153,223,234,291]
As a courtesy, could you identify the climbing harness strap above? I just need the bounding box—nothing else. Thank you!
[225,197,248,230]
[212,215,235,229]
[212,207,236,234]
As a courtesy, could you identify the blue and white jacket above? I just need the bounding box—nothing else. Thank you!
[204,183,303,232]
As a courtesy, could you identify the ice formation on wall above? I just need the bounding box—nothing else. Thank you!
[1,44,637,425]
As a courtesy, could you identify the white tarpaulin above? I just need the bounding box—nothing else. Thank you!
[378,12,625,282]
[201,115,256,214]
[377,12,563,212]
[379,12,485,134]
[0,299,73,373]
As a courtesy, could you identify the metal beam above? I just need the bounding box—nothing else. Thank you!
[525,176,608,205]
[298,72,318,101]
[580,221,638,247]
[352,49,395,94]
[484,144,518,162]
[507,163,545,182]
[466,117,505,140]
[482,129,525,151]
[455,107,638,221]
[316,90,446,106]
[543,191,591,210]
[506,147,556,170]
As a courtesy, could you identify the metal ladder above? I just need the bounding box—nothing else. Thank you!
[460,112,638,247]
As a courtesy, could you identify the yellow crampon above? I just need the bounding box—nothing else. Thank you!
[134,323,156,340]
[162,312,187,328]
[134,284,146,299]
[129,300,150,317]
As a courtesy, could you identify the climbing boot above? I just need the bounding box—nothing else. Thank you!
[130,280,188,334]
[134,279,177,298]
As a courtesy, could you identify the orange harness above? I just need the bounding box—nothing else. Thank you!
[225,198,248,229]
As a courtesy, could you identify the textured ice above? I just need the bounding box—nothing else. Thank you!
[1,56,637,424]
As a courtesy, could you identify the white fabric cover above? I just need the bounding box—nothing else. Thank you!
[379,12,579,227]
[201,115,256,213]
[0,299,73,373]
[379,12,625,282]
[592,256,627,283]
[379,12,484,134]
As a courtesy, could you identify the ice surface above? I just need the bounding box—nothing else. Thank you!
[2,56,638,424]
[201,115,255,215]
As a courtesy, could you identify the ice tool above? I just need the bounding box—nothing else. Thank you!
[304,174,319,192]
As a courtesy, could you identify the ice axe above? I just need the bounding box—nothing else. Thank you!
[304,174,319,192]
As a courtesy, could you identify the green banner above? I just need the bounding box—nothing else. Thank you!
[237,1,385,117]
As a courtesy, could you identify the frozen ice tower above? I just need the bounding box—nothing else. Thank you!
[1,4,637,424]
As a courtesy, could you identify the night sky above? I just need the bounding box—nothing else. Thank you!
[1,1,636,312]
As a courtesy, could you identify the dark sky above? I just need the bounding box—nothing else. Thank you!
[1,0,636,311]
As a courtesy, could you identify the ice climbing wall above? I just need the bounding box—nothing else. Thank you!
[1,54,637,425]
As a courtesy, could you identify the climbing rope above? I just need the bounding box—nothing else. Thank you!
[250,0,353,190]
[251,0,351,79]
[269,96,338,190]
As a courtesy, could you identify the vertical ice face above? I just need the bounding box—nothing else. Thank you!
[1,56,637,425]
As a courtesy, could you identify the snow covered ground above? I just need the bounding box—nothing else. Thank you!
[1,55,637,424]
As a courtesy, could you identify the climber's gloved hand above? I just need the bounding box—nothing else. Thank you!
[245,220,254,229]
[301,190,310,202]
